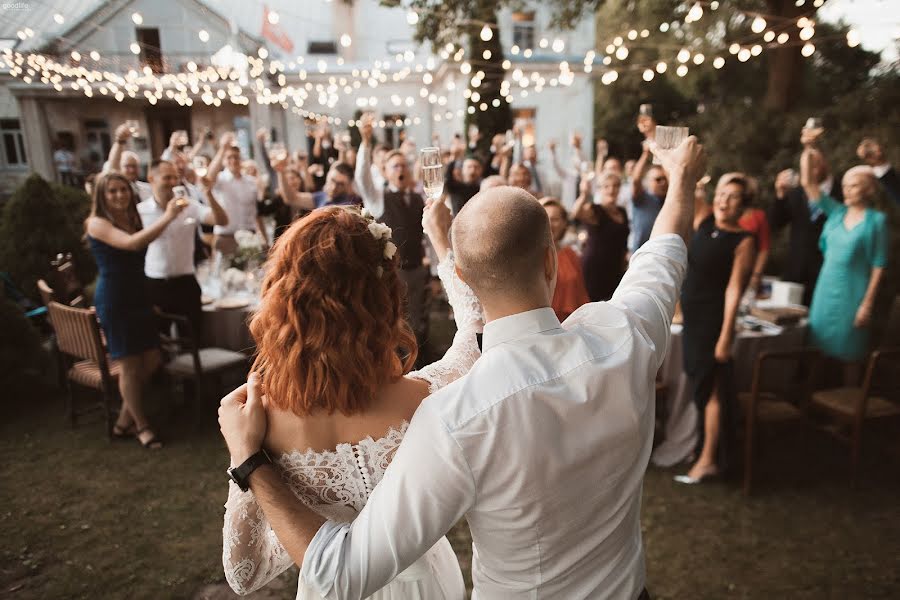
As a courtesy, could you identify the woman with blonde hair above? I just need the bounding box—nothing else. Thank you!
[804,160,889,383]
[222,201,481,598]
[85,172,186,448]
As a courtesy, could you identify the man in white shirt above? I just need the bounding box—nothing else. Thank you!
[104,123,153,201]
[139,160,228,336]
[206,132,267,255]
[219,139,706,598]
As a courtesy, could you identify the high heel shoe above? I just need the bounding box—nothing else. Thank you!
[673,467,719,485]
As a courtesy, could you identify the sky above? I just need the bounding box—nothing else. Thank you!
[818,0,899,61]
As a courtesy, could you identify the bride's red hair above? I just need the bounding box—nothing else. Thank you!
[250,206,417,416]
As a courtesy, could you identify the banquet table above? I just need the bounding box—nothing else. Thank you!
[201,298,256,353]
[651,318,808,467]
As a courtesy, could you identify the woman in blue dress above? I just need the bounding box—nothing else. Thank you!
[804,158,889,384]
[86,172,186,448]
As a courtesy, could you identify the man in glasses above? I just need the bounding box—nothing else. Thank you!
[629,142,669,255]
[275,161,361,211]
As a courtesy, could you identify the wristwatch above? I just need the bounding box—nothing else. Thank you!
[227,450,272,492]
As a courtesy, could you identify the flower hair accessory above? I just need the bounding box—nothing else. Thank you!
[359,207,397,276]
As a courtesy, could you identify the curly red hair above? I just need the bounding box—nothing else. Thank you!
[250,206,417,416]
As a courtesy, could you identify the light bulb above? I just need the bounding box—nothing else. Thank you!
[764,31,775,42]
[693,53,705,64]
[132,12,143,25]
[750,45,762,56]
[676,65,688,77]
[713,57,725,69]
[846,29,860,48]
[799,27,814,41]
[751,17,767,34]
[54,13,64,24]
[660,23,670,33]
[777,33,789,44]
[268,11,279,25]
[801,43,815,57]
[615,46,629,60]
[642,69,654,81]
[407,11,419,25]
[677,48,691,63]
[656,61,667,73]
[729,43,740,55]
[340,34,352,47]
[738,48,751,62]
[199,30,209,42]
[130,43,141,55]
[480,25,493,42]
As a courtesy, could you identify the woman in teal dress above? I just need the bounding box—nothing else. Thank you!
[805,160,889,381]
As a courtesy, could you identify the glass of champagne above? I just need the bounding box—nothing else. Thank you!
[652,126,689,165]
[420,147,443,203]
[269,142,288,165]
[126,120,139,138]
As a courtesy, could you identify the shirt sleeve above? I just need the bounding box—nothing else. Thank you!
[300,405,476,599]
[354,142,385,219]
[606,234,688,369]
[194,199,212,223]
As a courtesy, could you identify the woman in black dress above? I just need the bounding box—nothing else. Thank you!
[85,173,186,448]
[675,175,755,483]
[573,172,630,301]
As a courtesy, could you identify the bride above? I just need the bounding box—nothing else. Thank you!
[222,201,482,598]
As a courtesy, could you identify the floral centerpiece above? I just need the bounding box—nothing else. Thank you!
[231,229,266,271]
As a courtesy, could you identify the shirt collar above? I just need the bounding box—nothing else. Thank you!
[872,163,891,178]
[482,307,561,353]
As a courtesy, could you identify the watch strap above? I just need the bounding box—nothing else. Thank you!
[228,450,271,491]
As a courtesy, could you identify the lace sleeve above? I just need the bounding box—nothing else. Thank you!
[409,250,483,393]
[222,480,294,595]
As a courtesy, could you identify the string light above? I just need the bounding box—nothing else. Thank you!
[199,30,210,42]
[777,33,790,44]
[131,12,143,25]
[129,43,141,55]
[340,34,352,47]
[763,31,775,42]
[801,42,815,56]
[267,11,280,25]
[407,11,418,25]
[480,25,493,42]
[676,65,688,77]
[54,14,65,25]
[656,61,668,73]
[713,57,725,69]
[642,69,654,81]
[799,26,815,41]
[846,29,860,48]
[751,16,767,34]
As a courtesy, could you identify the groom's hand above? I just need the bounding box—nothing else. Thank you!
[423,197,452,260]
[218,374,267,465]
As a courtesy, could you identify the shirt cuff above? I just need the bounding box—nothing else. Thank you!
[299,519,351,597]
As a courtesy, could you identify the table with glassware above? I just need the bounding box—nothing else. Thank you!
[197,258,263,354]
[651,312,808,467]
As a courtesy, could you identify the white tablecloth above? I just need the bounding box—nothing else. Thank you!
[651,321,807,467]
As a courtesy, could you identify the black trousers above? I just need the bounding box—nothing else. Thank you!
[146,275,203,340]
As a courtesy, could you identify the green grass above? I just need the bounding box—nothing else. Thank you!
[2,375,899,598]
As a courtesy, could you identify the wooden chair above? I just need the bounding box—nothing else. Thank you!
[808,347,900,485]
[156,310,248,409]
[47,253,86,307]
[45,301,120,437]
[741,348,822,495]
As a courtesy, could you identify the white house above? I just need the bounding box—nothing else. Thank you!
[0,0,595,198]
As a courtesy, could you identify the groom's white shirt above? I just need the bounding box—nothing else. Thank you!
[301,234,688,599]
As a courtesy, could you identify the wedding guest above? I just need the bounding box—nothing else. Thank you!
[356,117,429,344]
[220,201,481,596]
[548,135,584,209]
[805,161,889,384]
[310,123,339,190]
[716,173,771,293]
[207,132,267,255]
[629,143,667,254]
[138,160,228,336]
[105,123,153,201]
[573,173,629,301]
[542,198,590,321]
[857,138,899,205]
[480,175,507,191]
[521,145,543,195]
[676,175,755,484]
[274,158,360,210]
[769,131,839,305]
[445,156,482,215]
[53,139,78,187]
[506,163,543,198]
[256,130,307,243]
[85,173,187,448]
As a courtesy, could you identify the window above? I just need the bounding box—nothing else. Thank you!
[512,108,536,147]
[84,119,111,166]
[136,27,163,73]
[308,41,337,55]
[0,119,27,167]
[512,12,536,50]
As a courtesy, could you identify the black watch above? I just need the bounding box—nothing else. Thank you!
[227,450,272,492]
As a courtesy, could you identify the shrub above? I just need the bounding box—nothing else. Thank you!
[0,174,95,303]
[0,294,49,401]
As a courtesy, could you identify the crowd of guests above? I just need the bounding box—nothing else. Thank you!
[76,108,895,460]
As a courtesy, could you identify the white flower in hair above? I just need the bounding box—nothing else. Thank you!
[383,241,397,260]
[368,221,392,241]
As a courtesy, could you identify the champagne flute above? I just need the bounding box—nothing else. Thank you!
[420,147,443,203]
[173,185,196,225]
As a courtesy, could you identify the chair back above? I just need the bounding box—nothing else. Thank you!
[46,301,107,365]
[859,347,900,416]
[882,296,900,348]
[37,279,55,306]
[48,253,86,307]
[156,309,204,375]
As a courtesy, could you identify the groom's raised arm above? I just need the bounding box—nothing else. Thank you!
[219,379,475,600]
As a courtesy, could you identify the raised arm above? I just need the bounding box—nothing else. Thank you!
[256,128,278,198]
[86,201,185,251]
[408,200,483,392]
[207,132,234,183]
[199,177,229,227]
[272,157,315,210]
[222,473,295,595]
[631,143,652,199]
[649,136,706,244]
[572,177,598,225]
[105,124,131,174]
[354,118,385,219]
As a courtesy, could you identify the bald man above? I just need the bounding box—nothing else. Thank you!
[219,139,707,599]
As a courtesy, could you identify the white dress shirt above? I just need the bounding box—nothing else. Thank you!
[301,234,688,599]
[138,197,211,279]
[213,170,258,235]
[872,163,891,179]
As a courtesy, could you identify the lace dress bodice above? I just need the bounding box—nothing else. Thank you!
[223,253,483,596]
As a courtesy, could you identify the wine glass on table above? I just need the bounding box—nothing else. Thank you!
[420,147,444,205]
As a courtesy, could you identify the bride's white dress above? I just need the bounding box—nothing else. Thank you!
[222,253,483,599]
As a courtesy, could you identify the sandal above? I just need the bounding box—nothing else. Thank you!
[135,427,163,450]
[112,423,137,440]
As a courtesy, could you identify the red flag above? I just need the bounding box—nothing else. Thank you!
[262,5,295,53]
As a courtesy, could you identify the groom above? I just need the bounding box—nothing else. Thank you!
[219,138,706,598]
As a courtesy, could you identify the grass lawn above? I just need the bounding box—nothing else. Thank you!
[2,352,899,598]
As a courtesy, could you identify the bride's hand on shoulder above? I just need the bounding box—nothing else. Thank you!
[219,373,268,465]
[423,197,452,258]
